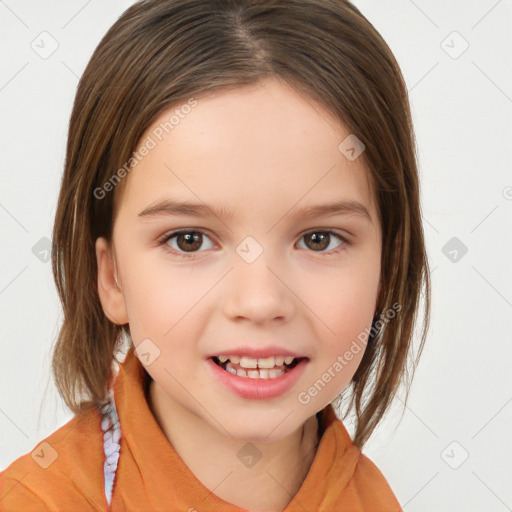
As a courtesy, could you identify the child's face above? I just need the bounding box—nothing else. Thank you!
[97,76,381,441]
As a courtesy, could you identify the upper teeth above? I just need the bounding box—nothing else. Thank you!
[217,355,295,368]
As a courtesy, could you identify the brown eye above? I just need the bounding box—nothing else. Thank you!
[160,229,215,256]
[298,230,347,253]
[175,232,203,252]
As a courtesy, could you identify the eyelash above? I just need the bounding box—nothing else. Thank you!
[157,228,351,259]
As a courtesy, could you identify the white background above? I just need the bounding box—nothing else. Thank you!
[1,1,511,510]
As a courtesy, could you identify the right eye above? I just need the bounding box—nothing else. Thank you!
[157,229,216,258]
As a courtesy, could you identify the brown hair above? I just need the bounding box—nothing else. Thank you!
[50,0,430,448]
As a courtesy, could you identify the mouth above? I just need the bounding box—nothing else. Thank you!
[210,355,306,379]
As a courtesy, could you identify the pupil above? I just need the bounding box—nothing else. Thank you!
[179,232,201,252]
[309,233,328,251]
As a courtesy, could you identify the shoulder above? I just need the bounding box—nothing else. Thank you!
[1,407,107,512]
[348,450,402,511]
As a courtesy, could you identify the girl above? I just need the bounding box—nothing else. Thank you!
[1,0,430,510]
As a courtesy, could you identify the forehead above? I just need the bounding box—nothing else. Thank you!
[115,77,377,223]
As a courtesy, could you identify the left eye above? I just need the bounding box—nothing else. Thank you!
[297,230,347,253]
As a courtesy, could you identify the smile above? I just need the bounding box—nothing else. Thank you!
[208,356,309,399]
[211,355,303,379]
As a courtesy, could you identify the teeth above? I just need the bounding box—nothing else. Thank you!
[226,361,285,379]
[216,354,297,368]
[239,356,258,369]
[226,365,237,375]
[258,369,270,379]
[257,356,275,369]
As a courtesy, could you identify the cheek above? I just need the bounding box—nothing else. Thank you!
[121,254,213,341]
[302,260,379,342]
[296,260,379,401]
[298,271,376,406]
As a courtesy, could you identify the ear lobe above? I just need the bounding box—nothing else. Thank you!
[95,237,129,325]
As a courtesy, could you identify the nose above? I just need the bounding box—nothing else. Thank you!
[222,251,296,325]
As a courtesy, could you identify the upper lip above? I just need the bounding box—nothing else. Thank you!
[207,346,308,359]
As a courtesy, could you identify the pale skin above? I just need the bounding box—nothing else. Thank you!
[96,76,382,511]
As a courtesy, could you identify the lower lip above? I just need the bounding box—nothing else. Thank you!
[207,358,308,400]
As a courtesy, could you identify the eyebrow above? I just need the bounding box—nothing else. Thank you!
[138,198,372,223]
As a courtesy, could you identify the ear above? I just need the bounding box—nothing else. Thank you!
[95,237,129,325]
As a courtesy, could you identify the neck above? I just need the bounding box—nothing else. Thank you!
[148,379,321,512]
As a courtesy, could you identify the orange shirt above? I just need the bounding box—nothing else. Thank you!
[1,346,401,511]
